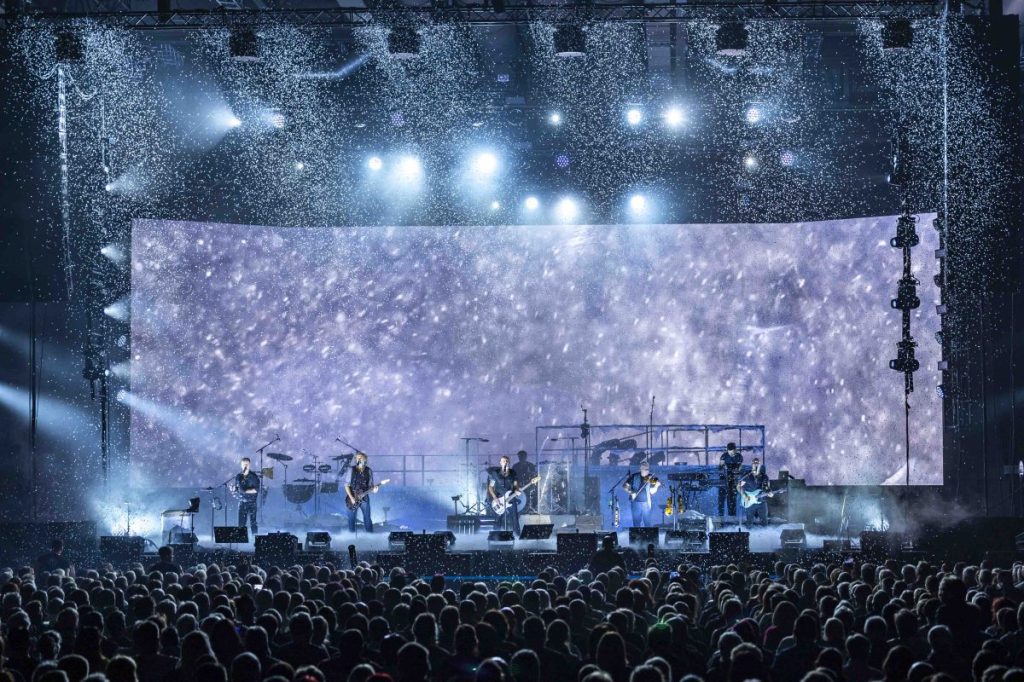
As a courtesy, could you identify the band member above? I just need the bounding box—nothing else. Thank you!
[235,457,261,535]
[718,442,743,518]
[488,455,520,532]
[624,460,661,526]
[346,452,378,533]
[511,450,537,513]
[738,457,771,526]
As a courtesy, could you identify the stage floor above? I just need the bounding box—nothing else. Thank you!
[181,522,833,555]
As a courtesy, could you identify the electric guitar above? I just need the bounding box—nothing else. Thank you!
[491,476,541,515]
[345,479,391,510]
[739,486,786,509]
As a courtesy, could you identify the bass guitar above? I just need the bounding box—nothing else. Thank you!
[491,476,541,515]
[345,479,391,510]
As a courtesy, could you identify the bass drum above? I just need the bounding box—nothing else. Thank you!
[283,483,314,505]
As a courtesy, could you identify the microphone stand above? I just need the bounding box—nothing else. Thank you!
[255,434,280,526]
[608,468,633,528]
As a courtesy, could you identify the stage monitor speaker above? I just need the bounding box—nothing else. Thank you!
[628,526,660,546]
[664,529,707,548]
[99,536,144,566]
[779,528,807,549]
[709,531,749,562]
[487,530,515,545]
[305,532,331,551]
[388,531,415,550]
[860,531,901,559]
[255,533,298,567]
[556,532,598,560]
[214,526,249,544]
[519,524,553,540]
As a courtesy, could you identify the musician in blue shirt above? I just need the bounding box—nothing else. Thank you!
[738,457,771,525]
[624,460,661,526]
[488,455,520,532]
[235,457,261,535]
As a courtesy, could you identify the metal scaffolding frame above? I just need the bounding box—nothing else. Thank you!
[0,0,944,30]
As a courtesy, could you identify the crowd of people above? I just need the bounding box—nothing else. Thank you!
[2,539,1024,682]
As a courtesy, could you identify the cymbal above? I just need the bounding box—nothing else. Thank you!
[266,452,293,462]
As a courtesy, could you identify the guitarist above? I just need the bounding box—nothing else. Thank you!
[488,455,519,533]
[623,460,661,526]
[345,452,378,533]
[738,457,771,526]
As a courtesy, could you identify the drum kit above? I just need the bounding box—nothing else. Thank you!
[267,451,353,516]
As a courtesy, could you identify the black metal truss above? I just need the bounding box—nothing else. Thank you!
[1,0,944,30]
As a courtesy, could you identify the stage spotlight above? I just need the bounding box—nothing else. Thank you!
[553,25,586,58]
[227,115,242,129]
[626,108,643,126]
[103,300,129,322]
[294,161,305,171]
[265,110,286,129]
[555,153,570,169]
[743,155,759,171]
[390,111,406,127]
[100,244,126,265]
[490,200,501,211]
[554,197,579,223]
[663,106,685,128]
[388,25,421,59]
[780,150,796,167]
[367,156,383,171]
[629,194,647,213]
[104,183,114,192]
[471,152,499,178]
[55,31,85,63]
[524,196,540,211]
[549,112,563,126]
[396,156,422,180]
[716,22,748,56]
[882,18,913,49]
[229,29,260,62]
[745,105,762,125]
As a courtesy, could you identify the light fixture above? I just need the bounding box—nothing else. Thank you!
[549,112,563,126]
[780,150,796,167]
[745,105,762,125]
[229,29,260,62]
[716,22,748,56]
[554,197,579,223]
[663,107,685,128]
[626,108,643,126]
[388,25,421,59]
[471,152,499,178]
[490,200,501,211]
[524,196,540,211]
[367,156,383,171]
[629,194,647,213]
[743,155,758,171]
[553,25,586,58]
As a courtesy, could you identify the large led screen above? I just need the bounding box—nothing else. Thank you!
[131,218,941,486]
